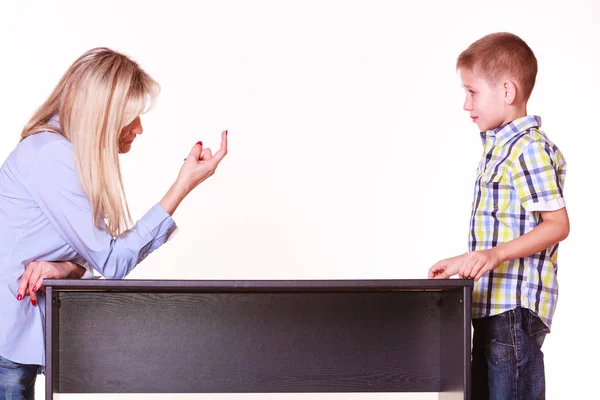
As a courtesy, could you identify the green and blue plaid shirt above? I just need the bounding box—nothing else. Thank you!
[469,115,566,329]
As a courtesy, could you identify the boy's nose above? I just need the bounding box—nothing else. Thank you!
[463,99,473,112]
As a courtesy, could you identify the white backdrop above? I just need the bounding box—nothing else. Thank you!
[1,1,598,399]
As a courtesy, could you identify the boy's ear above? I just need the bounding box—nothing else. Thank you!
[503,80,517,105]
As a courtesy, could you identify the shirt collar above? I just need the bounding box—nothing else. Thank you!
[49,114,61,129]
[480,115,542,147]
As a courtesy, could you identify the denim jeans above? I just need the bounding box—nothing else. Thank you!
[0,355,38,400]
[472,307,549,400]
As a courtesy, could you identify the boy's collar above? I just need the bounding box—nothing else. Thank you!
[480,115,542,146]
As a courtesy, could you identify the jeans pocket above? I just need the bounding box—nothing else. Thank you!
[485,339,516,366]
[526,309,549,348]
[531,331,547,348]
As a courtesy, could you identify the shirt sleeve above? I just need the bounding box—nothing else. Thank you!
[510,139,566,212]
[26,139,177,279]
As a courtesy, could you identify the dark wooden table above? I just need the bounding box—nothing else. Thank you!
[44,279,473,399]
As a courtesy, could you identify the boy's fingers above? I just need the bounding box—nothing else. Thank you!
[474,262,491,281]
[433,270,450,279]
[429,261,450,279]
[428,262,443,279]
[468,258,485,279]
[461,257,478,280]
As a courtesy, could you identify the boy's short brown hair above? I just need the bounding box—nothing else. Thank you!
[457,32,538,102]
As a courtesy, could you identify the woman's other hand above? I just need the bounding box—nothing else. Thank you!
[16,261,86,305]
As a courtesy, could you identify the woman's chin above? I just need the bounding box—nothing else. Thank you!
[119,142,134,154]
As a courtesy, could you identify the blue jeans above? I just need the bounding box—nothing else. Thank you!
[472,307,549,400]
[0,355,38,400]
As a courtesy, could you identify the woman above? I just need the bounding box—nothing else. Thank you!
[0,47,227,398]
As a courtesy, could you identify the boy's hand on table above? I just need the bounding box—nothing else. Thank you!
[429,248,503,281]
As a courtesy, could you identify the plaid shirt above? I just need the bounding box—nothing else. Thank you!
[469,115,566,329]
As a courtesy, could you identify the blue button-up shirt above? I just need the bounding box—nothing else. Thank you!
[0,128,177,367]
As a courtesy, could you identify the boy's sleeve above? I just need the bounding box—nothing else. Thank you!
[511,140,566,212]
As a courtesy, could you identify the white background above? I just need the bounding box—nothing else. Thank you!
[1,0,598,398]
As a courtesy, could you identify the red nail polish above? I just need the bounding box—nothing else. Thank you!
[17,294,23,301]
[183,158,187,161]
[225,130,228,135]
[32,299,37,306]
[197,141,202,146]
[33,286,37,292]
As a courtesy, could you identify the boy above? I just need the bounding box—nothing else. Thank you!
[428,32,569,399]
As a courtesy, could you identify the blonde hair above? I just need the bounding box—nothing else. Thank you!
[457,32,538,102]
[21,47,160,237]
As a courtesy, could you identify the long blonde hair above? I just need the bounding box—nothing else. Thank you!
[21,47,160,237]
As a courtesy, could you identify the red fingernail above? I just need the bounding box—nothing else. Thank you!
[225,130,228,135]
[17,294,23,301]
[183,158,187,161]
[33,286,37,292]
[197,141,202,146]
[32,299,37,306]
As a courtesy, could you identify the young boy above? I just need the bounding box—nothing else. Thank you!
[428,32,570,399]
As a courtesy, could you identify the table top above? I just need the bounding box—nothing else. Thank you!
[43,278,473,292]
